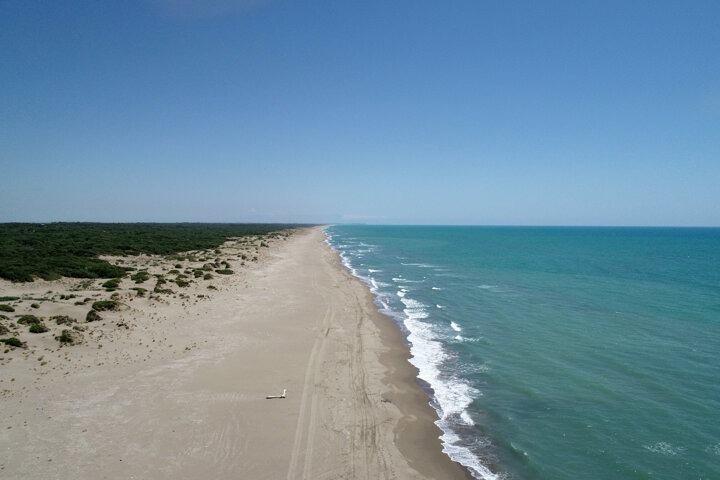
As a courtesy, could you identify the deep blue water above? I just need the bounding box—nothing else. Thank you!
[325,225,720,480]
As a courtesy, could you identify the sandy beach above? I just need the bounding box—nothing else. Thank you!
[0,227,467,479]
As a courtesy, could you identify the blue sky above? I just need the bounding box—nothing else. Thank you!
[1,0,719,225]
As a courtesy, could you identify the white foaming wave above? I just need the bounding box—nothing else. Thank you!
[368,268,382,273]
[401,262,436,268]
[450,321,462,332]
[436,304,444,309]
[644,442,686,456]
[400,296,429,320]
[432,286,442,290]
[399,294,496,479]
[478,284,498,290]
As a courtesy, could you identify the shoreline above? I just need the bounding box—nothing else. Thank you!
[0,226,468,479]
[320,228,472,479]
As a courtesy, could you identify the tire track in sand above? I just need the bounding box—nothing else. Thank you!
[286,271,333,480]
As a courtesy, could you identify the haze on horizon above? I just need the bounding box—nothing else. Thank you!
[2,1,719,226]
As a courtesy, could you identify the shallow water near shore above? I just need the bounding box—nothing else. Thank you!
[326,225,720,480]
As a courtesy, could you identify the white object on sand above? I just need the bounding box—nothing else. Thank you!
[266,388,287,399]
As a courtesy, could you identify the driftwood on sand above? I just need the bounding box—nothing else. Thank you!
[266,388,287,399]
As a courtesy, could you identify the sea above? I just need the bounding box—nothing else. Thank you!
[324,225,720,480]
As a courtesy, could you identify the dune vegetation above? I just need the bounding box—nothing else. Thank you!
[0,223,296,282]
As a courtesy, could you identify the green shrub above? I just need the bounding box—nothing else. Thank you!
[153,285,174,294]
[203,273,213,280]
[102,278,121,291]
[215,269,233,275]
[56,329,76,344]
[174,263,182,268]
[51,315,75,325]
[0,296,19,302]
[131,287,147,297]
[86,310,102,322]
[17,314,41,325]
[207,285,217,290]
[31,302,40,309]
[0,337,24,348]
[0,304,14,312]
[92,300,119,311]
[0,322,8,335]
[175,279,190,287]
[29,322,49,333]
[131,270,150,284]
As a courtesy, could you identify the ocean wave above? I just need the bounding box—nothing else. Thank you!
[450,321,462,332]
[401,262,437,268]
[644,442,685,456]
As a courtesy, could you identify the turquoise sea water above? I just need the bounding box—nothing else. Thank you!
[325,226,720,480]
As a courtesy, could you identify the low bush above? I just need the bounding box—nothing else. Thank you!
[51,315,75,325]
[102,278,121,291]
[56,329,78,344]
[131,287,147,297]
[0,304,14,312]
[215,269,233,275]
[203,273,213,280]
[86,310,102,322]
[29,322,49,333]
[91,300,119,311]
[0,337,24,348]
[31,303,40,309]
[153,285,174,294]
[175,279,191,287]
[131,270,150,284]
[0,296,19,301]
[17,314,41,325]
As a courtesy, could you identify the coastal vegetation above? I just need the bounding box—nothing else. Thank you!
[92,300,119,311]
[0,223,295,282]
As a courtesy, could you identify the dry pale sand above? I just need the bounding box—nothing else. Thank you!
[0,227,468,479]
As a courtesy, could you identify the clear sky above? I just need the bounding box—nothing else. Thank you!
[1,1,719,225]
